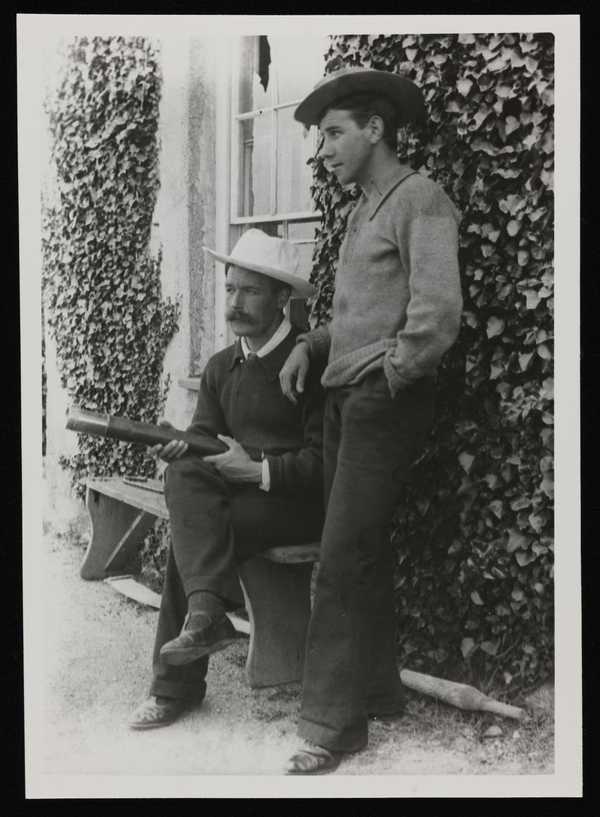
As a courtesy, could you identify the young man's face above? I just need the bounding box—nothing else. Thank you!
[318,108,375,187]
[225,266,288,339]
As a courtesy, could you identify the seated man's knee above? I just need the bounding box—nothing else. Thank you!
[165,456,220,490]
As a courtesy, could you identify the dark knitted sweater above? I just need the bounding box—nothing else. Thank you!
[187,326,324,499]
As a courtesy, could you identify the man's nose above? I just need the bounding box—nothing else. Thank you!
[318,137,333,160]
[230,290,243,308]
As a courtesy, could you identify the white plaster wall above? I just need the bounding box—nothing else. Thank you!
[153,34,219,431]
[151,35,193,430]
[41,36,87,531]
[43,328,88,532]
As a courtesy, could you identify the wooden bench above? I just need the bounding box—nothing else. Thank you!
[81,476,319,688]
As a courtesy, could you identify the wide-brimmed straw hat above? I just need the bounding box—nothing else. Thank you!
[294,66,427,128]
[203,228,315,299]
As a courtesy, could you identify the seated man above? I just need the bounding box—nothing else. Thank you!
[130,229,325,730]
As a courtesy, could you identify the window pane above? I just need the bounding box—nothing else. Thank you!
[240,222,280,238]
[238,114,273,217]
[276,106,317,214]
[238,37,271,114]
[268,35,330,103]
[293,240,317,281]
[288,222,319,283]
[287,221,318,242]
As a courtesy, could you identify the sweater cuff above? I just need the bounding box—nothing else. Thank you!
[296,325,330,361]
[264,454,281,493]
[259,458,271,492]
[383,352,413,398]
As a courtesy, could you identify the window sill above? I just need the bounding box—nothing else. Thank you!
[178,377,201,392]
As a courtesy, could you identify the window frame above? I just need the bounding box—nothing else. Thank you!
[229,38,322,227]
[213,37,326,350]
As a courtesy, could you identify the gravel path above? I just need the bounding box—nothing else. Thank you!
[38,528,554,784]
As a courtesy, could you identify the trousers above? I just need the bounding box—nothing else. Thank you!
[149,457,323,701]
[297,369,435,752]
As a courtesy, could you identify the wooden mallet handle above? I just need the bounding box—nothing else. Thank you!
[400,669,525,720]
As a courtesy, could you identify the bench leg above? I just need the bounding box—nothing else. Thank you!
[80,488,157,580]
[238,558,313,688]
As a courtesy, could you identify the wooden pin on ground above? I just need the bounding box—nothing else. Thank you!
[400,669,526,720]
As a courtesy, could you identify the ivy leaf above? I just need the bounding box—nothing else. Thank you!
[525,290,541,310]
[537,343,552,360]
[483,473,499,489]
[536,328,549,344]
[541,378,554,399]
[518,352,534,371]
[541,87,554,106]
[515,550,536,567]
[481,640,499,656]
[541,474,554,498]
[518,250,530,267]
[507,529,528,551]
[489,499,503,518]
[458,452,475,472]
[471,138,496,155]
[505,116,520,136]
[528,513,545,533]
[461,637,476,658]
[471,590,484,606]
[499,194,526,216]
[486,316,505,338]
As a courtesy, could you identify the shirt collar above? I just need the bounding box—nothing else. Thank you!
[240,316,292,360]
[364,165,417,220]
[228,317,293,374]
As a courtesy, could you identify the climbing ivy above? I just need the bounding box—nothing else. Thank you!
[309,33,554,695]
[42,36,179,497]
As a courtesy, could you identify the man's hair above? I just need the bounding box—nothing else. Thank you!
[320,93,399,150]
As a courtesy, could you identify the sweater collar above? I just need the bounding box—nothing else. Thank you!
[364,165,417,220]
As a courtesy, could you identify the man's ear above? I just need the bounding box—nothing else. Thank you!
[277,286,292,310]
[367,114,385,144]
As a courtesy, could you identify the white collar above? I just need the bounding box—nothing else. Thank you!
[241,316,292,359]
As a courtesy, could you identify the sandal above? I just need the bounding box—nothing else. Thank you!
[285,744,343,775]
[129,696,188,730]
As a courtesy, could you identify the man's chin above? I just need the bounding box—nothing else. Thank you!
[228,320,254,336]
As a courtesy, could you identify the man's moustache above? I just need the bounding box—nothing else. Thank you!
[226,311,255,323]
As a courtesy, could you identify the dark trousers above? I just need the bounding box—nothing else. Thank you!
[150,457,323,701]
[298,370,435,752]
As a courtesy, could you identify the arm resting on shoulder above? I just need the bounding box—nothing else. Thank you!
[296,324,331,363]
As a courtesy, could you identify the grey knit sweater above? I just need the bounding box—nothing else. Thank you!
[300,166,463,396]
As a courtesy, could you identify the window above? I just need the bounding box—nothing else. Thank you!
[230,35,329,276]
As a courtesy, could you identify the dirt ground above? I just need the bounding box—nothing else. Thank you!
[37,525,554,782]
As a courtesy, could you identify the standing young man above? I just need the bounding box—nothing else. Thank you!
[279,67,463,774]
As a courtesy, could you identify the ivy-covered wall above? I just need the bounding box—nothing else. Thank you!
[42,36,179,496]
[309,33,554,694]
